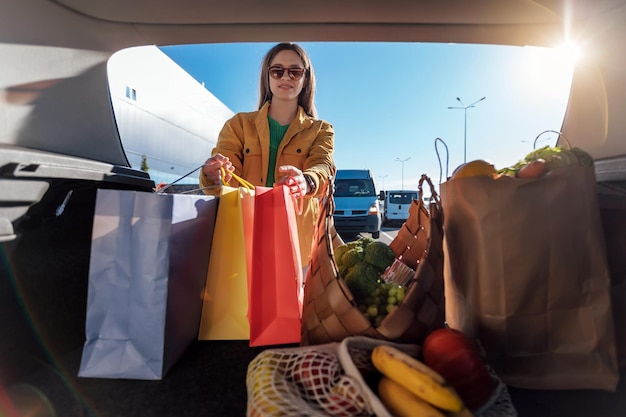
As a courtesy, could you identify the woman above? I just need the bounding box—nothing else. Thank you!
[200,42,336,268]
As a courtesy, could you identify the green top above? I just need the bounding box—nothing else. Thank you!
[266,116,290,186]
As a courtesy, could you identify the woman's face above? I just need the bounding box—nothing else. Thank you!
[268,50,306,102]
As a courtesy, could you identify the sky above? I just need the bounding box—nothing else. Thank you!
[160,42,576,191]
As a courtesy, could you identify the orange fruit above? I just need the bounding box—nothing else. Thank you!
[451,160,497,179]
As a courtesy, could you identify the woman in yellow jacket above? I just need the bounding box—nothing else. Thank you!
[200,42,336,268]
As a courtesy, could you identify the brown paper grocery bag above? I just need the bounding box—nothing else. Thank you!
[598,190,626,368]
[440,165,619,390]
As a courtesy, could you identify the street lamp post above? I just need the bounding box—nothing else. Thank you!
[448,96,486,163]
[395,157,411,190]
[378,175,388,191]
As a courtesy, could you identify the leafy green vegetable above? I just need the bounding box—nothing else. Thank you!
[344,262,380,298]
[497,145,594,175]
[356,236,376,250]
[364,241,396,272]
[334,236,408,327]
[340,247,364,273]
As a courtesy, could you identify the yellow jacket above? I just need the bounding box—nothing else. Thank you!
[200,102,336,265]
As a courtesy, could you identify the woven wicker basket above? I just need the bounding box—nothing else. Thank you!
[301,174,445,346]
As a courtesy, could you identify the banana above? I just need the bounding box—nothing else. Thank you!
[446,406,475,417]
[378,376,446,417]
[371,344,464,412]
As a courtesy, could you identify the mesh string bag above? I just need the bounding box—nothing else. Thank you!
[246,336,420,417]
[246,336,518,417]
[300,174,446,346]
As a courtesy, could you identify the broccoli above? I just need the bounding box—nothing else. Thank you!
[336,237,394,282]
[338,247,364,276]
[344,262,380,298]
[364,241,396,272]
[335,242,362,275]
[357,236,376,250]
[345,239,364,250]
[334,244,349,266]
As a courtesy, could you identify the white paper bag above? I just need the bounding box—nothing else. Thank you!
[78,189,218,380]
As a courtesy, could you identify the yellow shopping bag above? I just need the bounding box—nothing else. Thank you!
[198,180,255,340]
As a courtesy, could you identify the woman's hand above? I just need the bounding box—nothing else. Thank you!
[202,153,234,184]
[277,165,307,198]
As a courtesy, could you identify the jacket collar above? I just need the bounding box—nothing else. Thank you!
[255,101,314,133]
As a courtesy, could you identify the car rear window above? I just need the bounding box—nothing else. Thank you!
[389,192,417,204]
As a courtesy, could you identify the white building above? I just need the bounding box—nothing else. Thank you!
[107,45,234,185]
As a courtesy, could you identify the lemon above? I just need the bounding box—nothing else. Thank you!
[451,160,497,179]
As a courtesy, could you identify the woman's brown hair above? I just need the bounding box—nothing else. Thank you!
[258,42,317,118]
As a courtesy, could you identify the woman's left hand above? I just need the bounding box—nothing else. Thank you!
[277,165,307,198]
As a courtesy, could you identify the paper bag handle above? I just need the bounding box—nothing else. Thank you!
[434,137,450,185]
[533,130,572,149]
[219,167,255,190]
[154,164,215,194]
[283,177,304,216]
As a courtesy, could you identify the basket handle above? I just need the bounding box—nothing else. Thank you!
[419,174,440,207]
[311,176,335,232]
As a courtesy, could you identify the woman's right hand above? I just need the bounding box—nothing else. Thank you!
[202,153,234,184]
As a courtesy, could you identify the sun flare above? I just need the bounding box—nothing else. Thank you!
[555,41,582,65]
[522,44,577,100]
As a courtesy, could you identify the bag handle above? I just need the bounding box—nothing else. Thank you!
[434,137,450,185]
[533,130,572,149]
[220,166,304,215]
[314,176,336,235]
[283,177,304,216]
[419,174,440,208]
[219,167,255,190]
[153,163,249,195]
[154,164,219,194]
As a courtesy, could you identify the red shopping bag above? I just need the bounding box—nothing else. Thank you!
[248,184,304,347]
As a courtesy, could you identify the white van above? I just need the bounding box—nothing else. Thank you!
[333,169,382,239]
[381,190,418,225]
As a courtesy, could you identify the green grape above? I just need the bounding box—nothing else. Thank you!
[366,305,378,318]
[388,285,398,297]
[370,288,380,297]
[374,315,385,327]
[386,304,397,314]
[387,296,397,305]
[358,304,368,313]
[396,287,405,302]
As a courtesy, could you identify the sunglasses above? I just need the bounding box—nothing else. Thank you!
[268,66,307,81]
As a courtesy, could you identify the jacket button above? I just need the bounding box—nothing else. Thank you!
[297,148,302,153]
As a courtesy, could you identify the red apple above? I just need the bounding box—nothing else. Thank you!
[422,328,496,410]
[323,392,363,417]
[291,350,341,400]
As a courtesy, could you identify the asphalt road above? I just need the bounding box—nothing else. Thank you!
[336,225,399,245]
